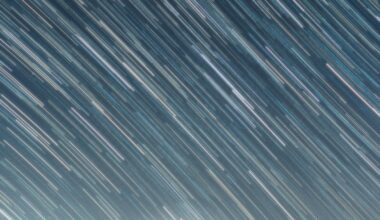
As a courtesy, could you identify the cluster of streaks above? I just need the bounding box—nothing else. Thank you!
[0,0,379,219]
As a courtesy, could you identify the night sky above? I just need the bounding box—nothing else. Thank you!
[0,0,379,219]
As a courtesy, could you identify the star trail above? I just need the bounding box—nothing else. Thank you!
[0,0,379,219]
